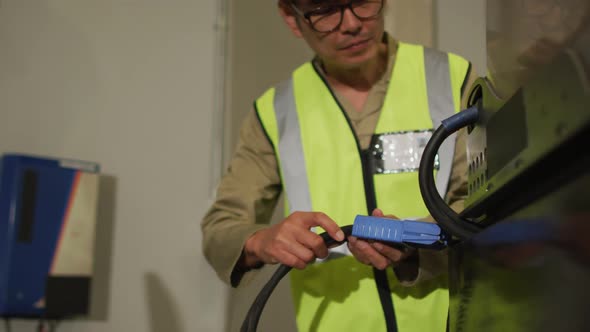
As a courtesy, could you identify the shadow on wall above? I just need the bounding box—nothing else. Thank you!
[88,175,117,321]
[144,272,185,332]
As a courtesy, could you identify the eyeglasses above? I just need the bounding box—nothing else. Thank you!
[290,0,384,33]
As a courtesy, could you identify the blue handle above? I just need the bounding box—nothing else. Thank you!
[352,215,448,249]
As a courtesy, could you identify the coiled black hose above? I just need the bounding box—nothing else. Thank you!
[418,106,482,239]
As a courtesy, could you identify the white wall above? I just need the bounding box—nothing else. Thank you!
[435,0,487,75]
[386,0,435,47]
[0,1,226,331]
[225,0,313,148]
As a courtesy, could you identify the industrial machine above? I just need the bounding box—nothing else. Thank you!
[449,1,590,330]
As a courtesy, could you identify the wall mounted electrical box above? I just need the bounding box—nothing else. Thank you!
[0,154,100,319]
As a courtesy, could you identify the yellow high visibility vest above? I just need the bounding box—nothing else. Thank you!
[256,42,470,332]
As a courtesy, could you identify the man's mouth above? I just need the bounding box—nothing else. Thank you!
[339,38,372,50]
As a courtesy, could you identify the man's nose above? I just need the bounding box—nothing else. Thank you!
[340,7,362,33]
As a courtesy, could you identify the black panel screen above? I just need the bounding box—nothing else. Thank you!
[17,169,38,243]
[486,90,529,178]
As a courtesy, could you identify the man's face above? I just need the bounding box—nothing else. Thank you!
[280,0,386,69]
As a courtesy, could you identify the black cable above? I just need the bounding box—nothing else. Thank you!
[419,106,482,240]
[240,225,353,332]
[373,267,397,332]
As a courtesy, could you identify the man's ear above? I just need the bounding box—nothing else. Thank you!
[278,1,303,38]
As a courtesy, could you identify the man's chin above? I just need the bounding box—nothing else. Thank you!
[337,52,378,68]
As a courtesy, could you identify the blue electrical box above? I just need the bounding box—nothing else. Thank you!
[0,154,100,318]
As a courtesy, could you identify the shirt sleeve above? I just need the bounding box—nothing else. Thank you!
[201,107,282,287]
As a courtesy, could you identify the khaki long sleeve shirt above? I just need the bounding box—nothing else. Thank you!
[202,35,478,287]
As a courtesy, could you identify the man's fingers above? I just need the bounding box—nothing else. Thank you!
[372,208,399,220]
[372,242,408,263]
[348,237,370,264]
[361,243,390,270]
[349,237,390,269]
[298,212,344,242]
[274,249,307,269]
[372,208,384,217]
[284,239,317,263]
[313,212,345,241]
[297,231,329,259]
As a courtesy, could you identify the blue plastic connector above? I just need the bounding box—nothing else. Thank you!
[352,215,448,249]
[441,105,479,132]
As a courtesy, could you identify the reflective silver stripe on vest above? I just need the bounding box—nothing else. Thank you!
[274,79,313,213]
[424,47,457,199]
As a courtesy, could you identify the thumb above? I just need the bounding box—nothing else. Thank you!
[372,208,399,220]
[372,208,384,217]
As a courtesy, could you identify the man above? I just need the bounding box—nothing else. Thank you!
[202,0,476,330]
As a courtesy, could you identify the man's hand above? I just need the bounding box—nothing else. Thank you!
[241,212,344,270]
[348,209,414,270]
